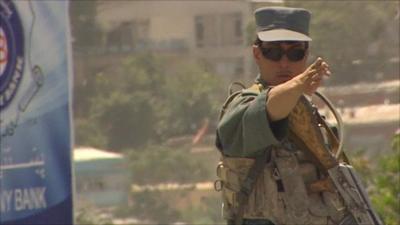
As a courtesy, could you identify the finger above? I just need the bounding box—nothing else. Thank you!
[311,71,324,80]
[305,69,319,80]
[308,57,323,70]
[320,67,331,77]
[301,68,317,78]
[309,68,318,74]
[321,62,329,69]
[312,75,323,82]
[315,57,323,64]
[324,69,331,76]
[316,65,330,77]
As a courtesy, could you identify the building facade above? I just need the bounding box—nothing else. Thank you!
[95,1,253,81]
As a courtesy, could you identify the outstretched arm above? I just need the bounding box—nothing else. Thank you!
[266,57,330,121]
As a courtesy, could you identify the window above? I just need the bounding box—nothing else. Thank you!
[195,15,218,47]
[106,19,149,51]
[194,12,243,48]
[106,22,133,50]
[221,13,243,46]
[234,15,243,39]
[132,19,150,47]
[195,20,204,47]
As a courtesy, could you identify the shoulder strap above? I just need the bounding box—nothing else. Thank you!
[216,83,263,151]
[218,90,242,121]
[218,83,262,120]
[225,83,267,224]
[216,82,272,223]
[233,146,273,225]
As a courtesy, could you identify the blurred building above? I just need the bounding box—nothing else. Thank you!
[73,0,283,83]
[74,147,130,207]
[71,1,399,156]
[318,80,399,156]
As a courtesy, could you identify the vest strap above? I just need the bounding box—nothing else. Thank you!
[233,146,273,225]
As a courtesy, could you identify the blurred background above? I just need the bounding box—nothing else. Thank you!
[69,0,399,224]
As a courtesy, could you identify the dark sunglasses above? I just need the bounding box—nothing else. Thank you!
[260,47,306,62]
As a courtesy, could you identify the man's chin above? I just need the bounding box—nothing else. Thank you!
[276,76,293,83]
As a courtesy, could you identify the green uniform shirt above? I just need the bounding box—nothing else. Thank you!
[216,84,288,158]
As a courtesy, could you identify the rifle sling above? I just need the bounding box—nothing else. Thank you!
[233,146,272,225]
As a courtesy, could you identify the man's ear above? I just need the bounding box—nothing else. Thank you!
[253,45,262,63]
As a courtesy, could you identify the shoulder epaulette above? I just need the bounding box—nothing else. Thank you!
[218,83,263,120]
[241,83,262,96]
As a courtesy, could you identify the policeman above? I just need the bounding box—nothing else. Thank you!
[215,7,355,225]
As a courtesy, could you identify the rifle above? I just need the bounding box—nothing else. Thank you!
[288,92,384,225]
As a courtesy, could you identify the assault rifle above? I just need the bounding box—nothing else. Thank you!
[288,92,384,225]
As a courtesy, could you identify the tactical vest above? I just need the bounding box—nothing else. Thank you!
[216,83,348,225]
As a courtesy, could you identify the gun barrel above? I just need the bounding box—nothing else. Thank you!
[328,164,384,225]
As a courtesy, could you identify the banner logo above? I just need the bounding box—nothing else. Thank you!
[0,1,25,111]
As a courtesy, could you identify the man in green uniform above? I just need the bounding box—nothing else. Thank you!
[215,7,353,225]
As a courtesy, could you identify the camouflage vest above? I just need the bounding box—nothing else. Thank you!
[216,84,347,225]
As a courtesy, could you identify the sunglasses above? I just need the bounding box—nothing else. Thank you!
[260,47,307,62]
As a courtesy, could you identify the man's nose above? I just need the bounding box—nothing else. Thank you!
[279,55,290,68]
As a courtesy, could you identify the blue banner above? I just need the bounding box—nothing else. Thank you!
[0,0,73,224]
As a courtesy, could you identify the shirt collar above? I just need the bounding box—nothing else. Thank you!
[255,74,269,88]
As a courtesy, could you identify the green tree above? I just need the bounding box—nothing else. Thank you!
[285,1,399,85]
[180,195,224,224]
[127,145,211,184]
[350,134,400,225]
[161,62,223,137]
[128,191,181,223]
[75,204,114,225]
[70,0,102,48]
[370,134,400,225]
[74,117,107,149]
[75,53,223,151]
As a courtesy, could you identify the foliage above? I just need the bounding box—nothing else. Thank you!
[119,191,224,224]
[285,1,399,85]
[127,145,212,184]
[369,134,400,225]
[75,204,114,225]
[350,134,400,225]
[180,195,224,224]
[70,2,399,224]
[162,61,223,137]
[69,0,102,48]
[74,117,107,149]
[74,53,223,151]
[125,191,181,224]
[111,143,222,223]
[346,148,372,180]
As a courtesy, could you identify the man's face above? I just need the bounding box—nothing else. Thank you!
[253,41,309,86]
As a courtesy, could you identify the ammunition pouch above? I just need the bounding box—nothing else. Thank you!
[216,147,347,225]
